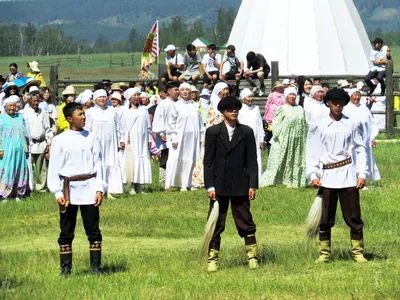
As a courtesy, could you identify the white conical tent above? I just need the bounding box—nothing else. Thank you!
[228,0,372,76]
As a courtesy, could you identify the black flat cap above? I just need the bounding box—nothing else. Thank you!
[323,88,350,107]
[218,96,242,112]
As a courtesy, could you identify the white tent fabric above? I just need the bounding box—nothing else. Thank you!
[192,38,207,48]
[228,0,372,76]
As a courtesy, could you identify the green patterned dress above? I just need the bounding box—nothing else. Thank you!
[260,104,308,188]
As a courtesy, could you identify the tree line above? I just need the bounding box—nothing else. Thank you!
[0,8,236,57]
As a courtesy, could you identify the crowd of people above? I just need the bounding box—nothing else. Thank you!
[0,37,390,273]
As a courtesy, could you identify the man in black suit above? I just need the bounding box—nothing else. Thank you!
[204,96,259,272]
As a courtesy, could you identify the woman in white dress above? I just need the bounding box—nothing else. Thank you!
[121,88,152,194]
[238,88,265,181]
[165,83,204,191]
[85,89,124,198]
[344,89,381,182]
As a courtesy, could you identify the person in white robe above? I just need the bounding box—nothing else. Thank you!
[344,89,381,182]
[152,82,180,186]
[84,89,123,198]
[121,88,152,194]
[305,86,330,124]
[165,83,205,191]
[238,88,264,181]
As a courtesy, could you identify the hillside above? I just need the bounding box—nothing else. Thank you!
[0,0,398,42]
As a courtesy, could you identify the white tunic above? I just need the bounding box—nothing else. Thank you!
[238,104,265,181]
[47,129,107,205]
[165,99,204,189]
[85,106,123,193]
[306,115,367,188]
[20,107,53,154]
[152,97,175,150]
[304,99,330,125]
[121,105,152,184]
[343,103,381,181]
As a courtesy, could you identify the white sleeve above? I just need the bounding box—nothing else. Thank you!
[93,136,107,193]
[353,121,368,179]
[306,123,322,181]
[177,54,184,65]
[216,54,222,64]
[47,136,64,199]
[202,54,208,65]
[152,104,166,135]
[166,103,179,143]
[256,108,265,143]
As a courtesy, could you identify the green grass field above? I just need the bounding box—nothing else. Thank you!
[1,143,400,299]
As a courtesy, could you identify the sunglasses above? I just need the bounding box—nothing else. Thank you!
[8,87,16,91]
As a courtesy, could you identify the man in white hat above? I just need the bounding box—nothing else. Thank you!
[27,61,46,87]
[20,86,53,192]
[85,89,124,198]
[161,45,184,84]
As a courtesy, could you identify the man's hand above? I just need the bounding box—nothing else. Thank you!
[372,141,377,148]
[45,145,50,160]
[148,142,152,149]
[161,135,167,142]
[57,196,66,207]
[0,150,4,159]
[208,190,217,201]
[94,192,103,207]
[120,142,125,150]
[356,178,366,189]
[311,179,321,188]
[172,142,178,149]
[207,74,212,80]
[259,142,264,149]
[248,188,256,201]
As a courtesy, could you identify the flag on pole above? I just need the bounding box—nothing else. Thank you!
[141,21,159,71]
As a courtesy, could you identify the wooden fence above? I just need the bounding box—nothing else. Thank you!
[49,60,400,136]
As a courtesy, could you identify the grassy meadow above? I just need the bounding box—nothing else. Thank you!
[1,142,400,299]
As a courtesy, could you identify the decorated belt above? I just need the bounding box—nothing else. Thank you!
[323,158,352,170]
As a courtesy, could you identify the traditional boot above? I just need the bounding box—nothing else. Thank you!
[207,249,219,272]
[351,240,368,263]
[90,241,102,274]
[316,231,331,263]
[245,244,259,269]
[59,244,72,276]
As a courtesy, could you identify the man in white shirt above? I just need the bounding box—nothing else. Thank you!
[306,88,368,264]
[202,44,222,88]
[48,102,107,276]
[152,82,180,187]
[364,38,389,96]
[21,87,53,191]
[161,45,184,84]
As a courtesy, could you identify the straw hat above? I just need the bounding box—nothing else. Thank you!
[21,77,40,93]
[190,85,199,93]
[272,81,285,91]
[111,92,122,102]
[27,61,40,72]
[111,83,122,92]
[337,79,350,89]
[62,85,77,96]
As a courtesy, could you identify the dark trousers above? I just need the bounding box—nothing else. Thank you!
[364,70,386,90]
[319,187,364,241]
[209,196,256,250]
[159,148,169,169]
[58,205,102,245]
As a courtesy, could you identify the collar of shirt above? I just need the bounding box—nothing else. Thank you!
[224,121,236,141]
[326,114,350,127]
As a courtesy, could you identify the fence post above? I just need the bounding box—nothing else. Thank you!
[109,55,112,68]
[77,55,81,67]
[121,58,124,67]
[132,55,134,66]
[50,65,59,99]
[386,60,394,137]
[271,61,279,91]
